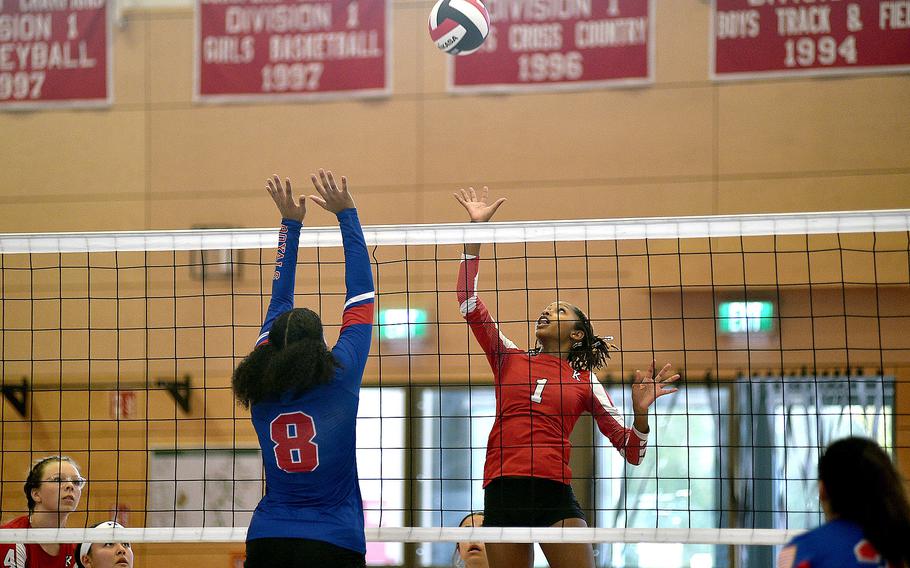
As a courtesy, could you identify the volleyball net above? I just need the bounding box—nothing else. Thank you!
[1,209,908,568]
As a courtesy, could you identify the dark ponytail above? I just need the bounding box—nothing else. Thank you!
[819,437,910,567]
[232,308,339,408]
[566,305,616,372]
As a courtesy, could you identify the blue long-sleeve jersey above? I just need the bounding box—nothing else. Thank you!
[247,209,374,554]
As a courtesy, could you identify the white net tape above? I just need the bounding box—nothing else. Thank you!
[1,209,907,254]
[0,526,805,545]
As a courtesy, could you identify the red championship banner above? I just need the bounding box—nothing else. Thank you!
[0,0,110,110]
[450,0,653,93]
[712,0,910,80]
[196,0,390,102]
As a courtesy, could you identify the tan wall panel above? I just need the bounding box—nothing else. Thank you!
[148,11,193,105]
[717,173,910,214]
[419,87,715,186]
[0,201,146,232]
[420,181,717,223]
[390,2,422,96]
[147,183,425,229]
[718,76,910,175]
[113,12,151,107]
[0,112,146,203]
[146,102,420,197]
[654,0,709,84]
[139,544,247,568]
[415,2,449,95]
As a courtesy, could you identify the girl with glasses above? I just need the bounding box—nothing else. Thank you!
[1,455,84,567]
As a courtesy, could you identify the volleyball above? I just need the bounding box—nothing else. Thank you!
[428,0,490,56]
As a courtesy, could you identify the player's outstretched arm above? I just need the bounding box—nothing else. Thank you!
[256,175,305,347]
[310,169,374,378]
[454,187,515,370]
[453,186,506,257]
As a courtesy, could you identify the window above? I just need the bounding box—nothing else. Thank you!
[595,385,730,568]
[416,386,494,566]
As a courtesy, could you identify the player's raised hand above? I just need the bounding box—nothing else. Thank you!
[631,360,680,414]
[453,186,506,223]
[309,169,355,214]
[266,174,306,222]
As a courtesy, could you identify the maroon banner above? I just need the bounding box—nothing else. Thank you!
[450,0,653,93]
[196,0,390,102]
[0,0,110,110]
[712,0,910,80]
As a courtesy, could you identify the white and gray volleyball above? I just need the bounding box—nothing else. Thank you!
[428,0,490,55]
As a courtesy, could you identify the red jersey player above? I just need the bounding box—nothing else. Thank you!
[1,456,82,568]
[453,187,679,568]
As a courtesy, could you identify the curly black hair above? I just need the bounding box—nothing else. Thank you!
[818,437,910,567]
[232,308,339,408]
[565,305,614,372]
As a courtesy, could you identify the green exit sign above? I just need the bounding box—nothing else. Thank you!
[379,308,428,340]
[718,301,774,334]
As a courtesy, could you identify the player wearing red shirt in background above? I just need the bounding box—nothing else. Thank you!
[453,187,679,568]
[1,456,82,568]
[777,437,910,568]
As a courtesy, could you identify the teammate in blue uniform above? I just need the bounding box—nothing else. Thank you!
[777,437,910,568]
[232,169,374,568]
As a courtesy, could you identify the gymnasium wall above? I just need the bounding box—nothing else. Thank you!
[1,1,909,566]
[0,1,908,233]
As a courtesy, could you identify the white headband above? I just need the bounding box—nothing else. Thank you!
[79,521,125,562]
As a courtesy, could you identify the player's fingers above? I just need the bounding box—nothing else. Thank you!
[489,198,507,214]
[310,174,328,198]
[326,170,338,192]
[319,169,331,193]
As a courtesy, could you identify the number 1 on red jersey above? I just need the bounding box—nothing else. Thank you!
[270,411,319,472]
[531,378,548,403]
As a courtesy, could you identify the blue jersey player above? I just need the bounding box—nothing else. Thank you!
[232,169,374,568]
[777,437,910,568]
